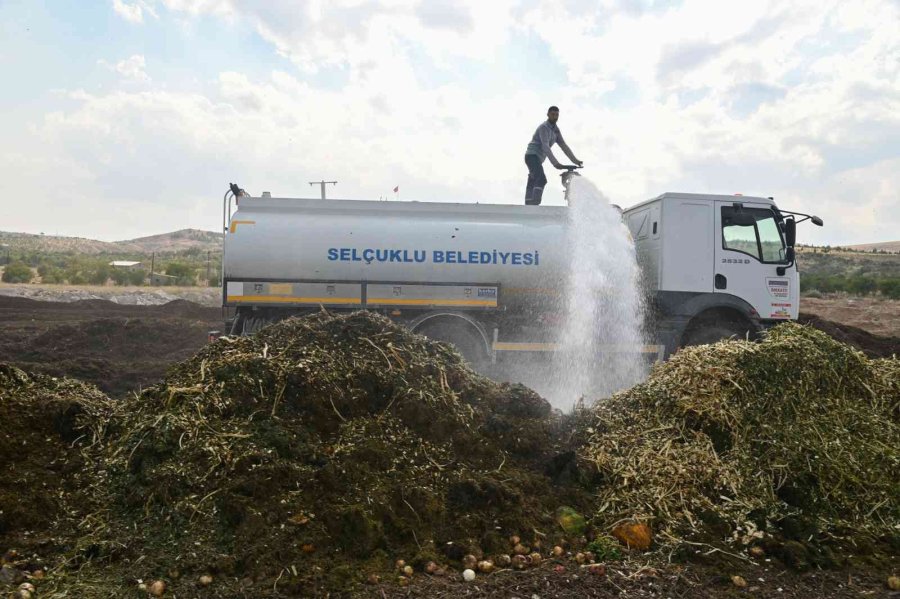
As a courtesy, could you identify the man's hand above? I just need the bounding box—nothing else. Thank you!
[575,160,584,168]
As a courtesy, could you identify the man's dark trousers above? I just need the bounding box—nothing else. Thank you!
[524,154,546,205]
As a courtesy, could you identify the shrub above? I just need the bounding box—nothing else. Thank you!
[87,265,111,286]
[41,267,66,284]
[110,269,131,286]
[1,263,33,283]
[165,262,195,279]
[878,278,900,299]
[128,269,146,286]
[846,277,877,296]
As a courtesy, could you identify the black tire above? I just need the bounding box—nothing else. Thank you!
[681,320,750,347]
[416,321,489,370]
[242,315,274,336]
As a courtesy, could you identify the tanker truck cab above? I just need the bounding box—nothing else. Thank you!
[624,192,816,354]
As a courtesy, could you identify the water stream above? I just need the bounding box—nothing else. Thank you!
[547,176,648,409]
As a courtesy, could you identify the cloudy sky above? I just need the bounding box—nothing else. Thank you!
[1,0,898,245]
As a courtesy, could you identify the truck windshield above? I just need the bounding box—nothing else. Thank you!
[721,207,786,263]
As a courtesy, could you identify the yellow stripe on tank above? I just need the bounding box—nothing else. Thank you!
[366,298,496,307]
[229,220,256,233]
[226,295,361,304]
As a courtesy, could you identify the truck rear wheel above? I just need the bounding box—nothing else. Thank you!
[241,314,275,336]
[416,321,489,371]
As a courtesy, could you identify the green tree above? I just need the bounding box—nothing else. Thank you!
[165,262,195,279]
[1,263,33,283]
[41,267,66,284]
[878,278,900,299]
[111,269,131,286]
[87,264,111,286]
[847,277,877,296]
[128,269,146,286]
[65,266,85,285]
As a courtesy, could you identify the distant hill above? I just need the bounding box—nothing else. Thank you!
[797,245,900,279]
[0,229,222,255]
[123,229,223,253]
[843,241,900,253]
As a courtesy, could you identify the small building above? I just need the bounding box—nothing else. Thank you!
[109,260,142,269]
[149,272,177,286]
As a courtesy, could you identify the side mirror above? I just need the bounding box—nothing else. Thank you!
[784,217,796,247]
[777,247,796,276]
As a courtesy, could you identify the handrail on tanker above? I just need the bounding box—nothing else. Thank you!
[224,183,248,234]
[223,188,232,234]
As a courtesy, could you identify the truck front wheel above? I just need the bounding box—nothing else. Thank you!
[681,320,751,347]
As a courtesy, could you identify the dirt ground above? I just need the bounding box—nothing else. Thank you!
[0,293,896,396]
[801,296,900,338]
[0,295,222,396]
[372,556,897,598]
[0,295,897,598]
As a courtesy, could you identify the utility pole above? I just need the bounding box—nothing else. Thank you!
[206,251,211,286]
[150,252,155,286]
[308,180,337,200]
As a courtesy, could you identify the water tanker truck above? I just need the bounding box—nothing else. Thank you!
[220,177,822,367]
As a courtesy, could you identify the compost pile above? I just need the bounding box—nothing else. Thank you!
[52,311,588,596]
[583,323,900,553]
[0,365,113,575]
[3,314,899,597]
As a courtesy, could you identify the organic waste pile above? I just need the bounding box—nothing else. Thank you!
[1,314,898,598]
[583,323,899,560]
[2,311,598,597]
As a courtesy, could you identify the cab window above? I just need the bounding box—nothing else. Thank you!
[721,207,786,263]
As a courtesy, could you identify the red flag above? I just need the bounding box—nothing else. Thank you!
[393,186,399,193]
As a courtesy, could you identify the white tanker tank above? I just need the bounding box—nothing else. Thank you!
[223,194,580,317]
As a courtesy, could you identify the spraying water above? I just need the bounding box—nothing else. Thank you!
[548,175,647,408]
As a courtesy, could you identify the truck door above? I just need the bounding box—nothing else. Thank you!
[714,202,797,320]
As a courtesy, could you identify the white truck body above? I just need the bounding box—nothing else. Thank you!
[221,188,803,361]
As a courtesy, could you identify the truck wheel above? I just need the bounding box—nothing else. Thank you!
[681,321,749,347]
[242,315,273,336]
[416,321,489,371]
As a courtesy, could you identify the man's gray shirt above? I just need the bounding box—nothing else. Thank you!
[525,120,579,168]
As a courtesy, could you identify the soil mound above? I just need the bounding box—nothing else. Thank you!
[0,296,220,396]
[799,312,900,358]
[583,323,899,550]
[0,365,113,554]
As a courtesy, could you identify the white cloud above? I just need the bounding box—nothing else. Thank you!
[4,0,899,244]
[99,55,151,82]
[112,0,146,23]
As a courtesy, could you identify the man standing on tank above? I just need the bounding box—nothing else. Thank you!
[524,106,582,205]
